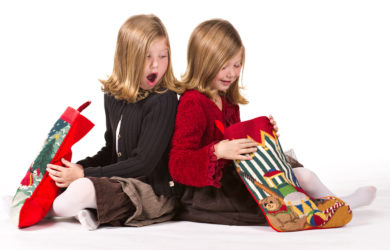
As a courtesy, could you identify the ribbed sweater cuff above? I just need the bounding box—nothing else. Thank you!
[83,166,103,178]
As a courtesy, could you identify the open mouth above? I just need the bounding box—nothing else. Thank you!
[147,73,157,83]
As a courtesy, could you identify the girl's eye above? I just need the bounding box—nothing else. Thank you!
[146,55,151,58]
[159,55,168,59]
[234,64,241,68]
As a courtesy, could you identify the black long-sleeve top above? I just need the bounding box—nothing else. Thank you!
[77,90,178,196]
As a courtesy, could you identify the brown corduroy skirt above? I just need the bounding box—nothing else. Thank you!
[88,176,176,227]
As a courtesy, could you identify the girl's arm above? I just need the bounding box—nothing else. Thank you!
[83,92,177,178]
[169,98,225,188]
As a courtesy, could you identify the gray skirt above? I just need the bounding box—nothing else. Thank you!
[88,176,176,227]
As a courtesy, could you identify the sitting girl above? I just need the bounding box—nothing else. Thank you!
[46,14,183,230]
[169,18,376,225]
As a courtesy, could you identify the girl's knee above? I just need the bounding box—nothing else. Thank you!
[293,168,318,185]
[52,178,96,217]
[66,178,95,200]
[68,177,94,191]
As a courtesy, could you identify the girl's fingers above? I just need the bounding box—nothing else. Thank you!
[47,167,61,177]
[56,182,67,188]
[47,164,64,171]
[48,173,63,182]
[241,142,258,148]
[236,154,252,161]
[239,147,257,155]
[235,138,254,144]
[61,158,72,167]
[46,164,57,170]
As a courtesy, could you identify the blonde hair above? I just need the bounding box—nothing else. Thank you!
[181,19,248,105]
[101,14,183,102]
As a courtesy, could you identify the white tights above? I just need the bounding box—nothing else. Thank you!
[293,168,376,209]
[50,178,98,230]
[51,178,97,217]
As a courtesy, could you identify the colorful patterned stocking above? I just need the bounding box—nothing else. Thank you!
[218,116,352,232]
[11,101,94,228]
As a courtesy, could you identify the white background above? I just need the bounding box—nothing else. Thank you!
[0,1,389,249]
[1,0,388,193]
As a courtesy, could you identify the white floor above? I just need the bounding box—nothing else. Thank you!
[1,164,388,250]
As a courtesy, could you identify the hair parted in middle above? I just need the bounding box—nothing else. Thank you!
[100,14,183,103]
[181,18,248,105]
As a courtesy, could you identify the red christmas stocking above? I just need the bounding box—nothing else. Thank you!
[10,101,94,228]
[219,116,352,232]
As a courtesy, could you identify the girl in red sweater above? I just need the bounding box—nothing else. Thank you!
[169,19,376,225]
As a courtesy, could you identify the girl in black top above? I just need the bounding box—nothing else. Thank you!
[46,14,183,230]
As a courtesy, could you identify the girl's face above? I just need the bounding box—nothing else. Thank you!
[210,49,243,92]
[140,37,169,90]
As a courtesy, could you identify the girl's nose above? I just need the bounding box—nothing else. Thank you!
[151,58,158,69]
[226,68,235,79]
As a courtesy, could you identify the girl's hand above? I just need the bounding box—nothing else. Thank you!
[214,138,258,161]
[269,115,280,137]
[46,158,84,188]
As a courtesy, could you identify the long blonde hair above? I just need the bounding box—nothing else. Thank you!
[101,14,183,102]
[181,19,248,105]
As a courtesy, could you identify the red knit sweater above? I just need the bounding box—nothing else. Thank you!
[169,90,240,188]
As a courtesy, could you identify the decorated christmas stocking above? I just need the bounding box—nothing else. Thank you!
[10,101,94,228]
[217,116,352,232]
